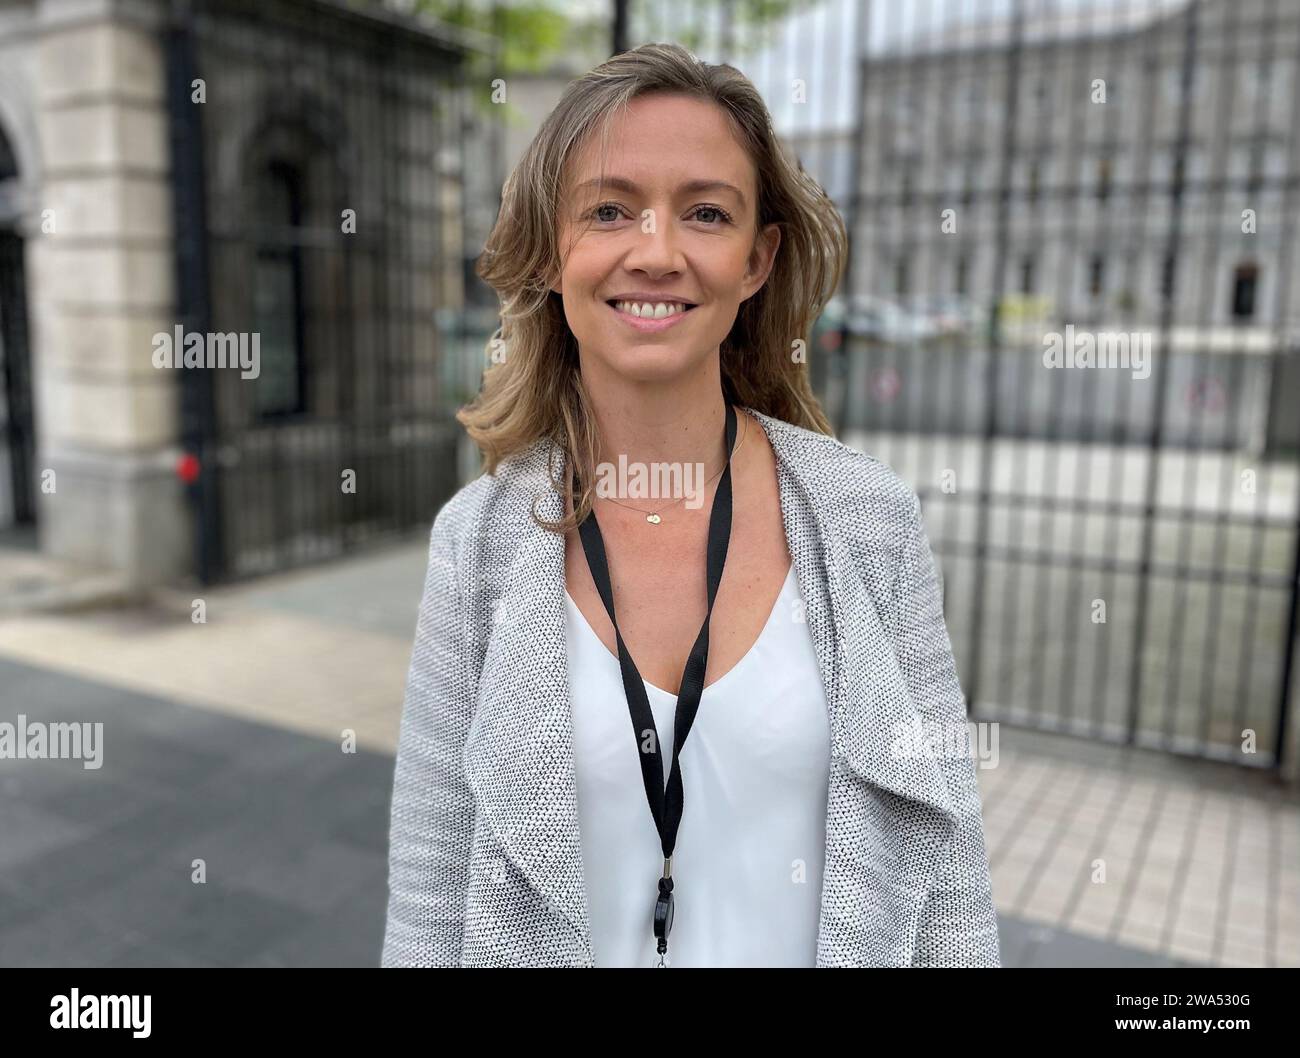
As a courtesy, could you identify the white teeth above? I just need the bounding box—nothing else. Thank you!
[613,300,688,318]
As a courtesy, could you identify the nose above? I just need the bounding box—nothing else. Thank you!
[622,208,683,277]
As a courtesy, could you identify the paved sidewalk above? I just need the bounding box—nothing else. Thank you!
[0,657,389,967]
[0,536,132,617]
[977,725,1299,966]
[0,540,428,754]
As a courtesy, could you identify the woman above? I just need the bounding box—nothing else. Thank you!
[382,42,1000,968]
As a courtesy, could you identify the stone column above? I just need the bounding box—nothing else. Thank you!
[30,0,189,586]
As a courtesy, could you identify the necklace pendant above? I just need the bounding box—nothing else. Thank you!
[646,513,661,525]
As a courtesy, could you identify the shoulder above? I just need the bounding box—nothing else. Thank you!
[745,407,925,614]
[428,436,557,557]
[746,407,920,541]
[430,472,494,547]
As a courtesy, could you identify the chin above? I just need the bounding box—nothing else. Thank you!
[603,345,708,384]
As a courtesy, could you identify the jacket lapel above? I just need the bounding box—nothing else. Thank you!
[461,443,595,964]
[463,408,959,967]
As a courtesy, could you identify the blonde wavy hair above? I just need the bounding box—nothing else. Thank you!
[457,41,848,534]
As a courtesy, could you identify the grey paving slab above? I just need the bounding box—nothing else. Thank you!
[0,655,393,967]
[0,799,94,873]
[0,879,47,935]
[72,874,316,967]
[213,534,429,640]
[187,824,379,916]
[998,913,1202,968]
[0,907,151,969]
[2,768,173,831]
[237,881,389,968]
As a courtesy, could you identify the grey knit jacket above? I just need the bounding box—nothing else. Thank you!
[381,407,1002,967]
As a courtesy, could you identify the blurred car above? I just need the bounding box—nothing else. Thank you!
[855,296,941,343]
[814,294,941,346]
[912,295,984,337]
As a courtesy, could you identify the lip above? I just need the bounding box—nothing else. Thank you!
[606,292,697,305]
[606,299,697,333]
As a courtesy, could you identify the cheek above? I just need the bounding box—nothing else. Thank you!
[700,247,754,293]
[562,249,610,297]
[556,227,596,278]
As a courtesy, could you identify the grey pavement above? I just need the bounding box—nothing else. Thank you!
[0,531,132,617]
[0,656,390,967]
[211,529,430,641]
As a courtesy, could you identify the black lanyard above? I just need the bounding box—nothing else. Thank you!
[574,401,738,966]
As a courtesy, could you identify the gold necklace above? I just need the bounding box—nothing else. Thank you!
[598,413,747,525]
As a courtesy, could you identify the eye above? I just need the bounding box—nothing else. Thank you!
[588,202,627,224]
[692,204,734,225]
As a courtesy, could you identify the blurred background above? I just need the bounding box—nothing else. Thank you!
[0,0,1297,967]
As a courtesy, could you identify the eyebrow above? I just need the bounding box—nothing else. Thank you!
[573,176,747,209]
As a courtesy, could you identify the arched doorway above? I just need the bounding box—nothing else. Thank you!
[0,122,35,538]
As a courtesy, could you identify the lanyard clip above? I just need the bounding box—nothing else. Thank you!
[653,856,675,952]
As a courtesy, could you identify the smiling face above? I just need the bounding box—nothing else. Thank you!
[552,93,780,388]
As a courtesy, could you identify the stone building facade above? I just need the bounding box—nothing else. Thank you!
[0,0,484,586]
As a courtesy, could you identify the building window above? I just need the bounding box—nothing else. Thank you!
[1161,253,1177,301]
[0,125,17,221]
[1248,140,1266,194]
[253,161,307,418]
[895,257,909,298]
[1164,67,1185,103]
[1242,63,1270,104]
[1020,254,1035,295]
[1232,262,1259,320]
[1089,255,1105,298]
[1097,157,1112,201]
[899,89,916,117]
[955,255,969,296]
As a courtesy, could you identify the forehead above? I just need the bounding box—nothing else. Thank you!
[565,94,756,201]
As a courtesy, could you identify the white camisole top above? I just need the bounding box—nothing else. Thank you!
[564,561,832,967]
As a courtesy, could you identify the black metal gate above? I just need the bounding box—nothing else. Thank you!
[163,0,481,583]
[620,0,1300,769]
[841,0,1300,771]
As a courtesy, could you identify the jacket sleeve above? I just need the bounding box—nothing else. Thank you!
[891,491,1002,968]
[381,507,478,967]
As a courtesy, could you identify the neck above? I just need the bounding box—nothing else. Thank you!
[581,356,732,474]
